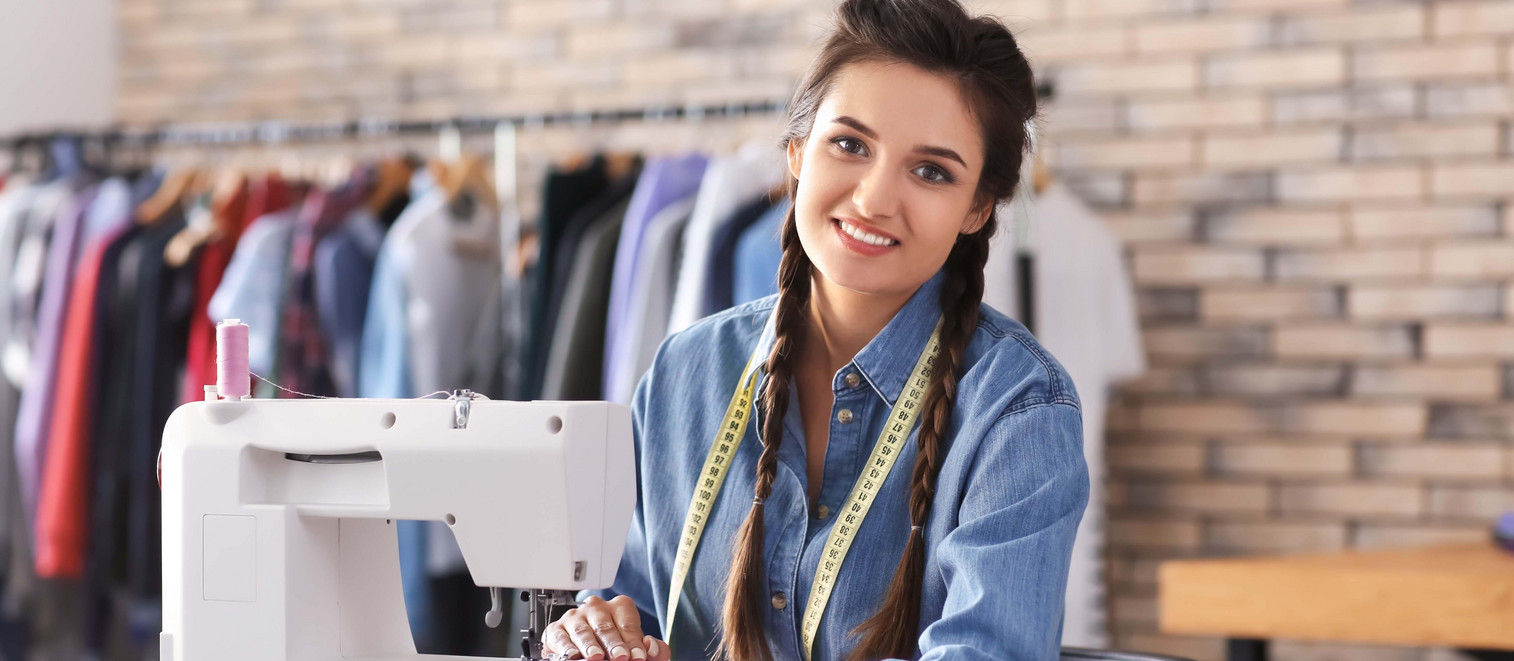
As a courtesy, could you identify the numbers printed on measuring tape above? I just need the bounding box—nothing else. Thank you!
[665,350,762,640]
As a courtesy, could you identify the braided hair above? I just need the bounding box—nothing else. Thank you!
[718,1,1037,660]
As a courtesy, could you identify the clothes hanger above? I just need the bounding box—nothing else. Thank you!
[605,151,639,181]
[366,156,415,217]
[448,155,502,259]
[432,122,501,259]
[136,167,203,226]
[164,168,246,267]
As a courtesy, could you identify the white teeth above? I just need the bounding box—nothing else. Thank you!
[838,220,898,247]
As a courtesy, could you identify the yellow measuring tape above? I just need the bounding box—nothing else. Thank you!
[664,318,942,661]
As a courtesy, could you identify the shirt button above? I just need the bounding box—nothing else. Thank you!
[837,409,854,424]
[771,592,788,610]
[844,373,861,388]
[817,505,830,519]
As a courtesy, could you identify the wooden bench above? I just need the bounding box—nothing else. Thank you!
[1159,543,1514,661]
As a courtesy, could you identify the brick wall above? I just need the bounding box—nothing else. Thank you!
[1032,2,1514,659]
[119,1,1514,660]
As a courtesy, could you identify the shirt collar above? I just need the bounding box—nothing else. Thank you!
[751,268,946,408]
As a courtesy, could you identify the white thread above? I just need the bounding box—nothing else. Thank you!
[249,372,334,399]
[247,373,492,401]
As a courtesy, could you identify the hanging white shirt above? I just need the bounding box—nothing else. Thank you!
[665,140,782,335]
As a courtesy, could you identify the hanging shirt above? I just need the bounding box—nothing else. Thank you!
[313,207,386,398]
[178,178,253,405]
[602,154,708,399]
[317,192,411,397]
[524,157,609,399]
[540,200,627,401]
[0,179,40,619]
[666,140,784,334]
[544,166,641,349]
[994,183,1145,649]
[583,269,1088,661]
[393,189,501,398]
[699,194,776,317]
[33,174,149,580]
[83,209,192,654]
[127,212,197,634]
[3,179,85,390]
[602,195,692,404]
[275,179,367,398]
[732,199,789,306]
[12,185,97,541]
[207,207,299,380]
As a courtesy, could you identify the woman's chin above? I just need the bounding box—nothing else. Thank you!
[812,259,920,301]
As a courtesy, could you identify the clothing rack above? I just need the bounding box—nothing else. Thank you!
[0,98,792,148]
[1,78,1057,148]
[2,86,1056,333]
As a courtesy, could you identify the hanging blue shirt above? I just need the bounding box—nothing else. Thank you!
[584,269,1089,661]
[731,199,788,306]
[602,154,709,398]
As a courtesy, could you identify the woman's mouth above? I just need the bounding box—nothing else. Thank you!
[832,217,900,256]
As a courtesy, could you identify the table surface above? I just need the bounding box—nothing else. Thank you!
[1159,543,1514,650]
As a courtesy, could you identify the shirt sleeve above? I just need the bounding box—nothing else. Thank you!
[578,370,663,637]
[911,402,1090,661]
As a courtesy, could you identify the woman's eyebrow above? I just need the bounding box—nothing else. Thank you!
[831,115,967,168]
[832,115,879,139]
[915,145,966,168]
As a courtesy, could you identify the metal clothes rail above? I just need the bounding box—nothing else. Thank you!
[0,98,792,148]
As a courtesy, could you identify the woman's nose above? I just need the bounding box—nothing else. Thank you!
[851,163,902,221]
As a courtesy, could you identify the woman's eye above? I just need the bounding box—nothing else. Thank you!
[915,164,950,184]
[832,136,867,156]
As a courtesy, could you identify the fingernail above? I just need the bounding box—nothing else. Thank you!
[649,639,660,656]
[610,645,628,660]
[588,646,604,659]
[632,647,647,660]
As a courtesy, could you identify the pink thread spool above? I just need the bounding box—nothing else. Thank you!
[215,319,251,400]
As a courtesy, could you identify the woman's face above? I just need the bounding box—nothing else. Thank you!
[788,59,990,300]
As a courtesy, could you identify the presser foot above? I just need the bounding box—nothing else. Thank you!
[519,588,577,661]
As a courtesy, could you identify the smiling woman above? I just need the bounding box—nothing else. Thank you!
[547,1,1087,661]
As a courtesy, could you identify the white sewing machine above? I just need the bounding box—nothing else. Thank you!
[159,386,635,661]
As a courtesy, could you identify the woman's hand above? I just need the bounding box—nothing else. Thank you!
[542,595,669,661]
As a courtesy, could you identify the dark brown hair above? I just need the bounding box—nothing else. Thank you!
[717,1,1038,660]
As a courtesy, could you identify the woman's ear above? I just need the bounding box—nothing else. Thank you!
[786,138,804,181]
[960,198,994,235]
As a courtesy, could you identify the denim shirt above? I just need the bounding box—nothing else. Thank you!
[584,269,1089,661]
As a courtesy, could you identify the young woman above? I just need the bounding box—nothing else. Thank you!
[544,1,1087,659]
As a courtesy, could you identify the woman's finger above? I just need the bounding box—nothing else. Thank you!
[562,609,608,660]
[542,620,583,659]
[608,596,647,659]
[581,596,631,660]
[643,635,670,661]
